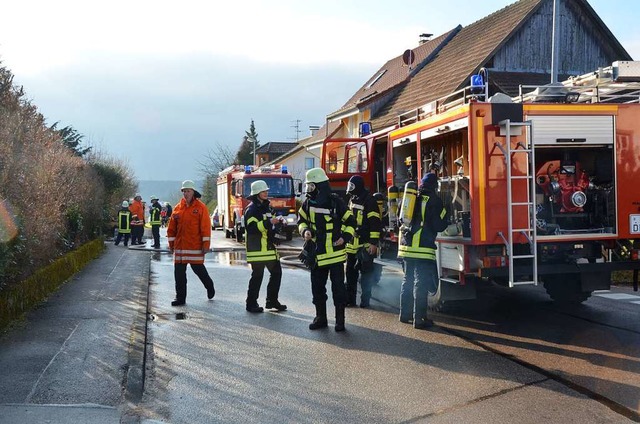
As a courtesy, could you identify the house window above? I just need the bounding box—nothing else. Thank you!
[305,157,315,170]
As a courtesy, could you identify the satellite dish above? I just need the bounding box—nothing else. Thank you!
[402,49,415,66]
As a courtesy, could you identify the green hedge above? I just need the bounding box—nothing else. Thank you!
[0,237,106,332]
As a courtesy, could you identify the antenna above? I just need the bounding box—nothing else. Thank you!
[290,119,302,142]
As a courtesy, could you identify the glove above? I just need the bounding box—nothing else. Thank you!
[298,240,317,270]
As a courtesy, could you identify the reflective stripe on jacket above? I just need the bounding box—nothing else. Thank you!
[297,195,356,267]
[118,210,131,234]
[346,193,382,254]
[167,198,211,264]
[244,200,278,263]
[150,205,162,225]
[398,195,447,260]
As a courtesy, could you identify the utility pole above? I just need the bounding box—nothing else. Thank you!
[290,119,302,142]
[250,135,256,166]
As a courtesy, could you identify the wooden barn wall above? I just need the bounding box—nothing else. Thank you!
[491,0,615,75]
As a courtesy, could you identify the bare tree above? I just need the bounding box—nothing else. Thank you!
[198,141,235,176]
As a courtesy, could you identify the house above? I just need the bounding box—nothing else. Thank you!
[254,141,298,166]
[265,122,341,185]
[324,0,632,159]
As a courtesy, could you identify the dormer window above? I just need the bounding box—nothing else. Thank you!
[365,69,387,89]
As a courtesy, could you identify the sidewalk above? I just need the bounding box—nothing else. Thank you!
[0,242,151,424]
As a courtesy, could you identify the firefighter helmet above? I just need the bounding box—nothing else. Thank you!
[181,180,196,191]
[122,200,129,208]
[250,180,270,196]
[305,168,329,184]
[150,195,159,201]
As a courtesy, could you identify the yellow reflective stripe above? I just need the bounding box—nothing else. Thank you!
[247,251,277,260]
[398,245,436,254]
[440,208,447,219]
[326,223,334,230]
[247,217,259,225]
[342,210,353,221]
[343,226,355,236]
[299,223,309,233]
[367,211,381,219]
[356,210,363,226]
[397,250,436,260]
[257,220,266,233]
[317,249,346,265]
[202,237,210,241]
[370,231,380,238]
[298,208,308,220]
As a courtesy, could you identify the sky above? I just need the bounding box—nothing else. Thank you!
[1,0,639,182]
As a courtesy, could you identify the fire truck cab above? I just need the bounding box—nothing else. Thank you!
[217,165,299,242]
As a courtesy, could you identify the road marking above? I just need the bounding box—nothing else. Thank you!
[594,293,640,301]
[631,301,640,305]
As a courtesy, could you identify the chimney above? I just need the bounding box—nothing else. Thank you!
[309,125,320,137]
[419,33,433,45]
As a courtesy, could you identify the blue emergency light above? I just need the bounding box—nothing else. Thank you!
[470,74,484,94]
[245,165,252,174]
[359,121,372,137]
[282,165,288,174]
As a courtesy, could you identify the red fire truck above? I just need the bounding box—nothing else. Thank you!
[217,165,299,242]
[322,61,640,308]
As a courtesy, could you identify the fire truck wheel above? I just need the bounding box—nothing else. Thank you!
[543,274,592,304]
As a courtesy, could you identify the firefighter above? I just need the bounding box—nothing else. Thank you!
[298,167,356,332]
[149,195,162,249]
[345,175,382,308]
[129,193,145,245]
[398,173,448,329]
[244,180,287,313]
[167,180,215,306]
[114,201,131,246]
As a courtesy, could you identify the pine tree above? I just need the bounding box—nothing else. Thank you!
[245,119,259,152]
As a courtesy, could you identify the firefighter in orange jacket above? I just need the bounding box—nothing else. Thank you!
[167,180,215,306]
[129,193,145,245]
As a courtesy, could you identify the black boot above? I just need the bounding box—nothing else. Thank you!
[265,300,287,311]
[335,305,346,332]
[309,303,328,330]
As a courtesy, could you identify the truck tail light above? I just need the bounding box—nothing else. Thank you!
[482,256,506,267]
[289,208,296,214]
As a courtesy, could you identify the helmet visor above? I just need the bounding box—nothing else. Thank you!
[346,181,356,194]
[303,182,316,194]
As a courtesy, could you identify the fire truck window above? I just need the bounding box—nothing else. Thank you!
[325,144,345,174]
[359,144,368,172]
[236,180,243,196]
[347,147,359,173]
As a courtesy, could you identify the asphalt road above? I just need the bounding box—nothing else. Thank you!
[134,230,638,423]
[0,228,638,423]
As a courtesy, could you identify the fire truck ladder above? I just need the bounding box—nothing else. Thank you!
[495,120,538,287]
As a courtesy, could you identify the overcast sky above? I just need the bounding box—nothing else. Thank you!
[1,0,639,181]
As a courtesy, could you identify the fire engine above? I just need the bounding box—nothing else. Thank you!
[322,61,640,307]
[217,164,299,242]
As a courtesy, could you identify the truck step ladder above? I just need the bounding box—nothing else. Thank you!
[495,120,538,288]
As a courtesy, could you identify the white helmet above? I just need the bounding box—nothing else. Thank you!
[181,180,196,191]
[250,180,270,196]
[122,201,129,208]
[305,168,329,184]
[150,195,159,201]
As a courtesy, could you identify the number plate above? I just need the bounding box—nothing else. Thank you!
[630,215,640,234]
